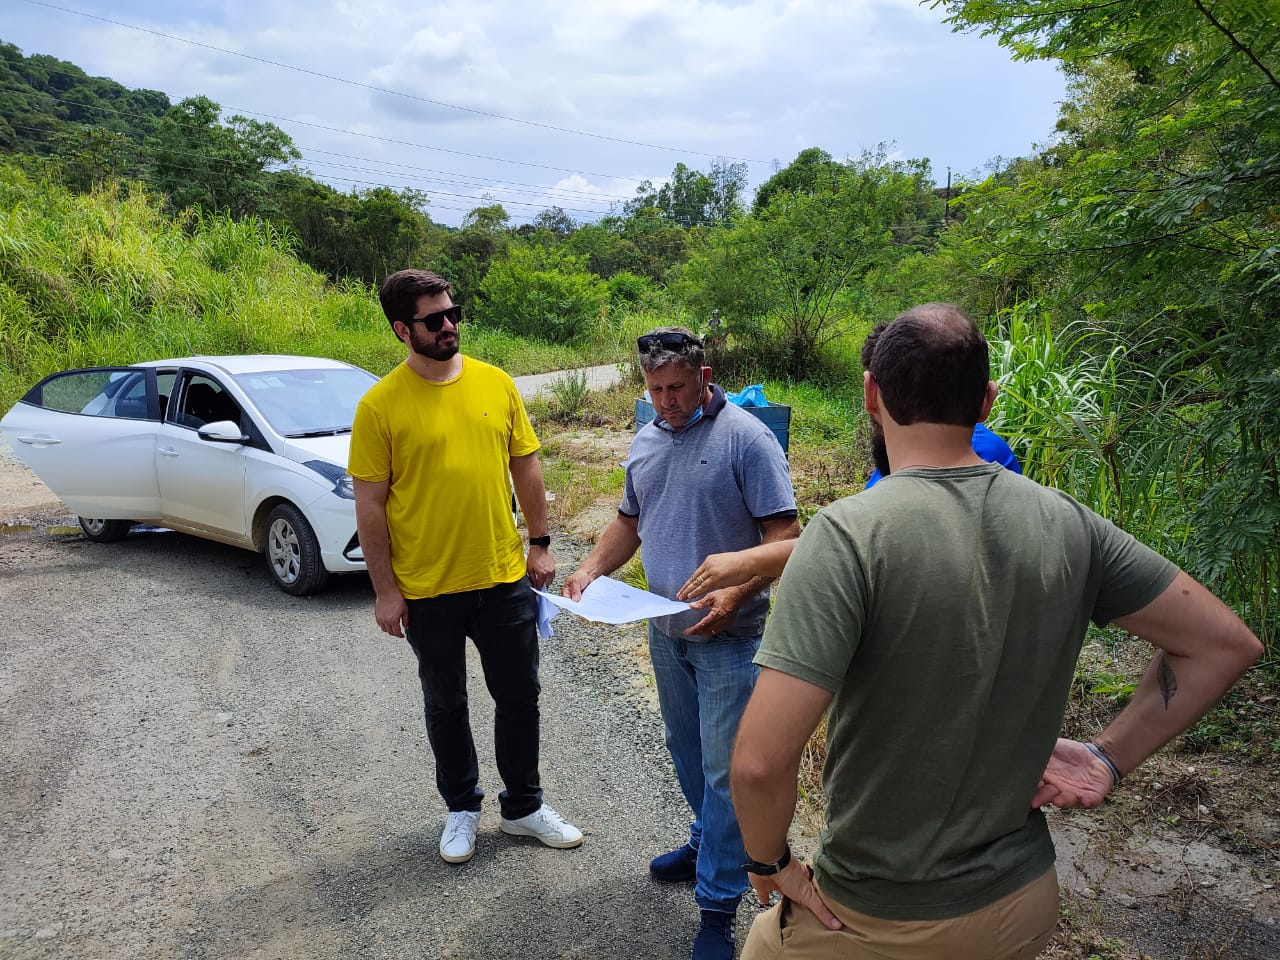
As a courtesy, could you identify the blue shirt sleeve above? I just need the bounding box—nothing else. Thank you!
[972,422,1022,474]
[864,423,1020,488]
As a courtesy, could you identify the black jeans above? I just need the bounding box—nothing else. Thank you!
[404,577,543,820]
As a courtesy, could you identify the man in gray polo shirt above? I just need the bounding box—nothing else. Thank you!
[564,327,798,960]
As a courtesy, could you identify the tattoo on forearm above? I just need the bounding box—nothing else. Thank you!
[1157,655,1177,708]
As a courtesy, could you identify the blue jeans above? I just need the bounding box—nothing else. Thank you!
[649,623,760,913]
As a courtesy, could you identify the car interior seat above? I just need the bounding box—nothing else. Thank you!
[185,383,222,426]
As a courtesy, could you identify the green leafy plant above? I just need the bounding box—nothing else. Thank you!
[546,369,591,422]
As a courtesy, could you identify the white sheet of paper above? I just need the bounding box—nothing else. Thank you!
[535,575,690,625]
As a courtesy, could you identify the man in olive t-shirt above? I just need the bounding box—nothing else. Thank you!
[730,303,1261,960]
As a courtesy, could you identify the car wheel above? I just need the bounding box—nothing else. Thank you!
[265,503,330,596]
[78,517,133,542]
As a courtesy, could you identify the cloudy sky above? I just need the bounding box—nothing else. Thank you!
[6,0,1066,227]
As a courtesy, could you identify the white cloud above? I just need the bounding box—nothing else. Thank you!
[3,0,1064,225]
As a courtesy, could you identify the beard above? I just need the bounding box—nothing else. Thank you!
[870,420,890,477]
[408,325,459,361]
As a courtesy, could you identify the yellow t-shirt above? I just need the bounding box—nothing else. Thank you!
[348,357,539,599]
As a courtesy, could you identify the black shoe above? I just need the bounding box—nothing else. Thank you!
[649,843,698,882]
[691,909,735,960]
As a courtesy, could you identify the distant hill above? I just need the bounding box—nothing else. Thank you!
[0,40,171,154]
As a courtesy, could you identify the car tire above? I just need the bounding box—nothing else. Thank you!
[265,503,330,596]
[78,517,133,542]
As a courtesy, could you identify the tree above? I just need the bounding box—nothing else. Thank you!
[752,148,843,214]
[935,0,1280,644]
[433,203,513,307]
[530,206,575,237]
[0,41,169,156]
[566,218,643,278]
[623,160,748,228]
[677,152,944,377]
[148,95,300,218]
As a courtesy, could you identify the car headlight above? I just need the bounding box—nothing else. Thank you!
[304,460,356,500]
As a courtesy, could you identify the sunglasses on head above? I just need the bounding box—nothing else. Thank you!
[637,332,702,354]
[409,304,463,332]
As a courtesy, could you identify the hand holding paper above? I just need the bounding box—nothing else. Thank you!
[536,575,689,625]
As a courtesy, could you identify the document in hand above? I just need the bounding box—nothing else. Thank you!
[535,576,690,625]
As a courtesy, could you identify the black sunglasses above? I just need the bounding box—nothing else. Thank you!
[637,332,703,354]
[409,304,463,332]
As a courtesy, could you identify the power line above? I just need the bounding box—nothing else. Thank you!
[297,146,635,205]
[1,84,641,210]
[20,0,771,164]
[4,134,537,224]
[219,103,660,183]
[297,157,620,212]
[3,74,661,186]
[8,121,632,226]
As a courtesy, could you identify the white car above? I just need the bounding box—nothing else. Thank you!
[0,355,379,595]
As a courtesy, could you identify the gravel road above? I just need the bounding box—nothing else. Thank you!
[4,406,1278,959]
[0,494,737,959]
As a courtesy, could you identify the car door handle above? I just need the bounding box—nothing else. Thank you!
[16,435,61,445]
[158,446,179,458]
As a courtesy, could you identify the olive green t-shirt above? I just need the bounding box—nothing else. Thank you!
[756,463,1177,921]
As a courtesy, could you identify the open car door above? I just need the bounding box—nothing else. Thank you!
[0,367,163,519]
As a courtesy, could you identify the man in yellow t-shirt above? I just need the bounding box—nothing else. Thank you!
[349,268,582,865]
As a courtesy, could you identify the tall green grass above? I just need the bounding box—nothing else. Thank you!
[0,163,626,406]
[989,302,1276,657]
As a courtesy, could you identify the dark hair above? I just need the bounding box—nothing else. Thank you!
[637,325,705,375]
[378,269,452,331]
[860,321,888,371]
[866,303,989,426]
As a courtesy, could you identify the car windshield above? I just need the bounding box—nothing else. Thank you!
[233,366,378,437]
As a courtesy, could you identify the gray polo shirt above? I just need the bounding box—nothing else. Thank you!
[621,385,797,638]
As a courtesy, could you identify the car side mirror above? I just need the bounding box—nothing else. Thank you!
[197,420,249,444]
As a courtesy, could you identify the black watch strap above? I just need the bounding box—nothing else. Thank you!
[528,535,552,548]
[741,845,791,876]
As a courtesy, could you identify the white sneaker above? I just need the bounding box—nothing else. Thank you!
[439,810,481,863]
[500,803,584,849]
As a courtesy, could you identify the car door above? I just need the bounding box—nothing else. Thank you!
[0,367,164,519]
[153,372,252,540]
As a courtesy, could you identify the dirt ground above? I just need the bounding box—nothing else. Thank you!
[2,434,1278,959]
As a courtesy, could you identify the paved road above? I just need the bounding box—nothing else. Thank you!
[512,364,623,400]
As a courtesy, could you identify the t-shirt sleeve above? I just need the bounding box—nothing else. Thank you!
[619,460,640,517]
[1088,511,1179,626]
[973,423,1022,474]
[507,380,540,458]
[348,398,391,482]
[740,431,797,519]
[756,510,866,693]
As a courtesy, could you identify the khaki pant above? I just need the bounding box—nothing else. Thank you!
[741,867,1059,960]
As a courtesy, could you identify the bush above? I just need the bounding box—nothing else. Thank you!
[476,244,607,344]
[605,271,653,305]
[546,369,591,422]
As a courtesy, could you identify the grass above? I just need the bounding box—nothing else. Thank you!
[0,164,633,407]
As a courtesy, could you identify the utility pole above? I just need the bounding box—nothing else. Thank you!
[945,167,952,224]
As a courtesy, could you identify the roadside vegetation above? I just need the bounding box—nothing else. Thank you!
[1,3,1277,952]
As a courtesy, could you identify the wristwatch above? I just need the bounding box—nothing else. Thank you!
[741,845,791,876]
[528,535,552,548]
